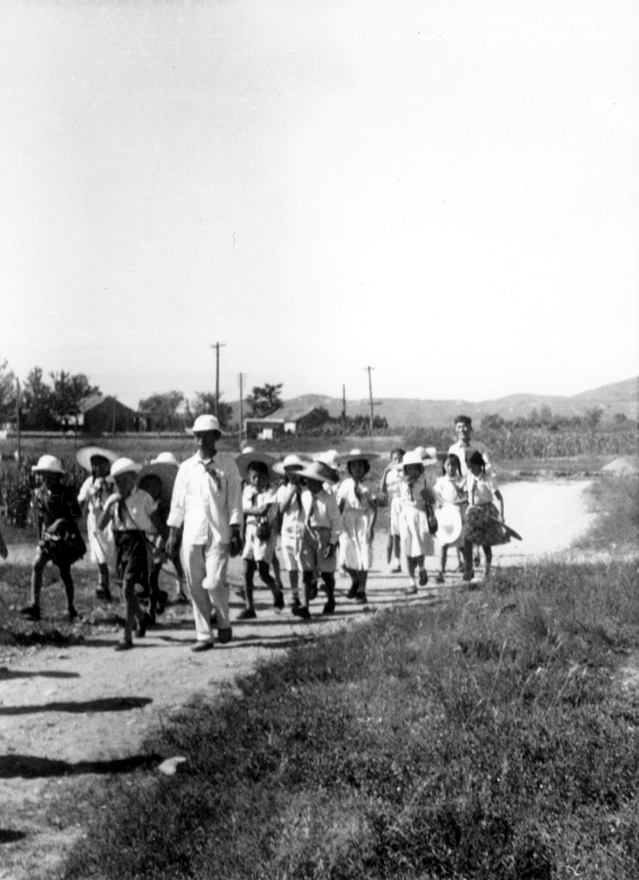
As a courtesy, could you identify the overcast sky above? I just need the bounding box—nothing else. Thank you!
[1,0,637,410]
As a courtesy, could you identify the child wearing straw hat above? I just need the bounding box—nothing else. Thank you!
[291,460,343,620]
[235,451,284,620]
[77,446,118,602]
[19,455,85,622]
[337,449,379,603]
[379,447,405,572]
[98,458,169,650]
[397,450,437,594]
[274,454,307,609]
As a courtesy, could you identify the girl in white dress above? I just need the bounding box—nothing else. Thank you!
[337,450,379,603]
[77,447,117,601]
[433,453,468,583]
[397,451,436,594]
[379,447,405,572]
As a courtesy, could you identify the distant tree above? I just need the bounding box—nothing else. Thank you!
[583,406,604,431]
[539,405,553,426]
[481,413,505,431]
[191,392,234,430]
[613,412,629,425]
[0,358,16,422]
[246,383,283,418]
[21,367,57,430]
[49,370,100,431]
[139,391,185,432]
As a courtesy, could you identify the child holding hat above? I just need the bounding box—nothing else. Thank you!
[274,454,307,609]
[379,447,405,572]
[20,455,84,622]
[397,450,436,594]
[77,446,118,602]
[235,451,284,620]
[98,458,169,650]
[291,460,343,620]
[337,449,379,603]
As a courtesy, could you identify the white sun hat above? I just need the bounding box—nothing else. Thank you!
[191,415,221,433]
[76,446,119,473]
[402,451,424,468]
[435,503,463,544]
[273,454,307,476]
[341,448,380,463]
[151,452,179,467]
[31,455,65,474]
[110,457,141,478]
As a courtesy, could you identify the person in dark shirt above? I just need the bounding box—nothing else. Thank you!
[19,455,85,622]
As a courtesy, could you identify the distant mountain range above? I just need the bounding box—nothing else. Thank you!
[229,377,638,428]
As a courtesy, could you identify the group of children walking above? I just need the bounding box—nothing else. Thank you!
[11,413,514,646]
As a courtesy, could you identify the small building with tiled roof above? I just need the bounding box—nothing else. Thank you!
[244,406,330,440]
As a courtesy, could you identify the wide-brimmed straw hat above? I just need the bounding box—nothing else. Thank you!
[76,446,119,473]
[273,454,307,476]
[150,452,179,467]
[235,450,276,480]
[191,414,221,434]
[296,461,336,484]
[401,451,424,468]
[110,457,141,479]
[32,455,64,474]
[137,461,178,506]
[435,503,463,544]
[341,448,380,464]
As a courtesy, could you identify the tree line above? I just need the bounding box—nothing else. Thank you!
[0,359,293,433]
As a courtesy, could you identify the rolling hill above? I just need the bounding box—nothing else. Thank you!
[229,377,638,428]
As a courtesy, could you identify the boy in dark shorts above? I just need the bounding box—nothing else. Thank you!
[98,458,168,651]
[20,455,85,622]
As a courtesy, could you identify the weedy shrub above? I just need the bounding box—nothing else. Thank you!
[575,475,639,551]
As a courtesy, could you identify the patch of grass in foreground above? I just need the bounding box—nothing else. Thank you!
[60,559,639,880]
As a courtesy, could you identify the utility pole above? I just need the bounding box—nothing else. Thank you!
[364,366,381,436]
[239,372,244,443]
[342,384,347,434]
[15,378,21,467]
[210,342,226,417]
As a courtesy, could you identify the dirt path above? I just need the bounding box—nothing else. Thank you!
[0,480,595,879]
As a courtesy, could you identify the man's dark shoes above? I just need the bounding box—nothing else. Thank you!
[191,641,214,653]
[115,638,133,651]
[322,600,335,615]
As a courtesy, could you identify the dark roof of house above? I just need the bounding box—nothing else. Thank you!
[245,406,321,424]
[80,395,136,415]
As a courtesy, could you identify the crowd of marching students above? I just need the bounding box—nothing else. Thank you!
[5,414,518,651]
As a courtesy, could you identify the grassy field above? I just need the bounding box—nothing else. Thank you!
[33,478,637,879]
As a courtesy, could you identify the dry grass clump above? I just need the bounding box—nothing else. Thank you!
[59,554,639,880]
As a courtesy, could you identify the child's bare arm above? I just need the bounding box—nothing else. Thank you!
[96,497,117,531]
[150,510,169,543]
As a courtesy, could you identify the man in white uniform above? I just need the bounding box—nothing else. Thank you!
[166,415,242,652]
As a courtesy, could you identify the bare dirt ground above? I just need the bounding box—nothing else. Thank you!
[0,480,596,879]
